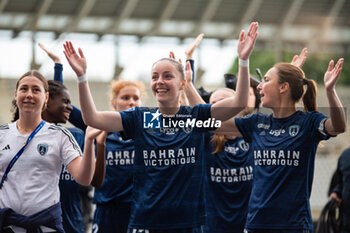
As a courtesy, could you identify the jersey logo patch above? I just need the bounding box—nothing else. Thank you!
[37,143,49,156]
[288,125,300,137]
[1,144,10,150]
[182,125,193,133]
[143,110,161,129]
[239,140,249,151]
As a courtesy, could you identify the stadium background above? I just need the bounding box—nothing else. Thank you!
[1,0,350,222]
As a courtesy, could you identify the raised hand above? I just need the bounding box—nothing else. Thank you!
[185,61,193,83]
[38,43,61,63]
[169,51,182,63]
[237,22,258,60]
[63,41,86,77]
[324,58,344,91]
[291,48,308,68]
[185,33,204,60]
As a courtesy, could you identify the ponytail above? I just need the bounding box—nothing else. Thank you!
[211,134,228,154]
[11,99,19,122]
[302,78,318,112]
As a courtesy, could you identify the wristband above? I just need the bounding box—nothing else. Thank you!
[77,74,87,83]
[239,58,249,67]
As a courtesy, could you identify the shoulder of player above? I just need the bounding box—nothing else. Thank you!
[0,123,10,131]
[66,127,84,136]
[47,123,74,137]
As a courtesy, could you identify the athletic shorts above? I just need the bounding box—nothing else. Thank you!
[92,202,131,233]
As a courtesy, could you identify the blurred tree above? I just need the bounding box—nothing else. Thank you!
[229,51,350,86]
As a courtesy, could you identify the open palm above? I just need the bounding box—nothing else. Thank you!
[185,33,204,60]
[237,22,258,60]
[63,41,87,77]
[324,58,344,91]
[291,48,308,68]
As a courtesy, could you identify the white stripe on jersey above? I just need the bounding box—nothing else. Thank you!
[48,124,83,155]
[318,118,328,136]
[0,123,9,130]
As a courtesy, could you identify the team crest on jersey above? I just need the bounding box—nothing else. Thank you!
[37,143,49,156]
[238,140,249,151]
[182,125,193,133]
[288,125,300,137]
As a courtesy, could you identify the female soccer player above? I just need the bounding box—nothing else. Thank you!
[0,70,102,232]
[39,42,146,233]
[63,22,258,233]
[91,80,144,233]
[203,87,255,233]
[231,58,345,232]
[41,80,86,233]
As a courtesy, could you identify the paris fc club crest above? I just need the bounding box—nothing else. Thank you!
[37,143,49,156]
[238,139,249,151]
[288,125,300,137]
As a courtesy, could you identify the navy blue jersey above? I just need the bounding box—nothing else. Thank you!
[235,111,330,230]
[93,132,134,204]
[204,133,253,233]
[59,127,85,233]
[120,104,216,229]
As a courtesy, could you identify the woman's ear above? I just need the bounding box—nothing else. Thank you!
[179,79,187,91]
[45,92,49,103]
[279,82,290,94]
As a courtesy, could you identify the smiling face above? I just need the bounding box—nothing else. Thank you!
[257,67,282,108]
[46,89,73,124]
[15,75,48,116]
[151,59,185,106]
[111,85,141,111]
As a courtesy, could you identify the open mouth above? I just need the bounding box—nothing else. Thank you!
[156,88,169,94]
[63,111,71,119]
[23,102,35,106]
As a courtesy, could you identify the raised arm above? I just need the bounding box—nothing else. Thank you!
[184,61,206,106]
[323,58,346,135]
[211,22,258,121]
[175,33,206,106]
[185,33,204,82]
[291,47,308,68]
[38,43,61,64]
[39,43,63,83]
[39,42,87,131]
[91,131,107,188]
[63,41,123,132]
[67,126,102,186]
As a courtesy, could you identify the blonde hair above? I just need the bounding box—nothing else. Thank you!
[210,88,235,154]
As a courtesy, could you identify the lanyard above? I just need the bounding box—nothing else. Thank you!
[0,120,45,189]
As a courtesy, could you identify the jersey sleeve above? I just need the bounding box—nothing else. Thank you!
[54,63,63,83]
[120,107,138,140]
[68,106,87,132]
[194,104,218,131]
[60,127,82,167]
[307,111,331,141]
[195,104,212,119]
[234,114,257,142]
[186,59,195,83]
